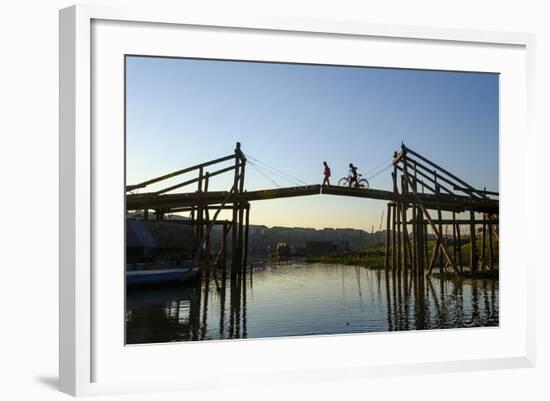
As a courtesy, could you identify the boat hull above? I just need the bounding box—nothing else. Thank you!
[126,263,199,286]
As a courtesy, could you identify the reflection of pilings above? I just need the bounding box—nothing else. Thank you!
[471,280,480,324]
[384,270,393,331]
[243,204,250,271]
[403,270,410,331]
[218,269,227,338]
[396,271,403,329]
[241,269,248,338]
[391,269,398,329]
[189,279,202,340]
[490,280,497,320]
[452,278,465,327]
[200,270,210,340]
[385,202,391,272]
[414,274,427,330]
[229,272,243,339]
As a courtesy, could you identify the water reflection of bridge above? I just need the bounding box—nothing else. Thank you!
[126,142,499,276]
[125,265,498,343]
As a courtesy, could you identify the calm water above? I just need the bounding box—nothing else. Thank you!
[126,261,499,344]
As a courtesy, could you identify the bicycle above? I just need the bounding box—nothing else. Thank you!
[338,174,369,188]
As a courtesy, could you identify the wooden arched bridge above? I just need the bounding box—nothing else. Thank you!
[127,142,498,276]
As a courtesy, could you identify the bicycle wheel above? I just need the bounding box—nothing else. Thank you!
[338,177,349,186]
[358,178,369,189]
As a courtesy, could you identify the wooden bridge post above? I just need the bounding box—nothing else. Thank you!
[392,169,402,272]
[231,144,240,274]
[204,172,210,262]
[488,215,494,270]
[221,223,228,269]
[435,180,444,270]
[392,203,397,272]
[417,212,425,275]
[396,202,402,273]
[237,150,246,272]
[412,161,419,274]
[452,212,458,272]
[401,175,410,270]
[424,218,429,271]
[401,151,411,271]
[197,167,204,263]
[456,221,463,272]
[469,197,478,272]
[243,204,250,270]
[481,213,487,270]
[385,202,391,272]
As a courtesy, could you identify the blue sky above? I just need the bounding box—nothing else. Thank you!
[126,56,498,231]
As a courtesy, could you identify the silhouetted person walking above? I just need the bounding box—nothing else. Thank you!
[322,161,331,186]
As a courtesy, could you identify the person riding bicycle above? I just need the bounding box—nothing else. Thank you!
[348,163,358,187]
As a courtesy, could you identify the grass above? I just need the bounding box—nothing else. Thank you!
[305,245,387,269]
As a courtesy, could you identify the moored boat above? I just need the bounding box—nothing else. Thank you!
[126,260,199,286]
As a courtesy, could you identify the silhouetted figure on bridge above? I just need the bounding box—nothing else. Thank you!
[348,163,358,187]
[322,161,331,186]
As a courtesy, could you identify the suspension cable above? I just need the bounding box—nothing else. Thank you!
[248,160,281,187]
[366,163,393,181]
[363,157,394,176]
[245,153,308,186]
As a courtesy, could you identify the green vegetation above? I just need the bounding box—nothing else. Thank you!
[307,236,499,279]
[305,245,387,269]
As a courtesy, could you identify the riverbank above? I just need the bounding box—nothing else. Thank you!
[305,246,386,269]
[305,237,499,280]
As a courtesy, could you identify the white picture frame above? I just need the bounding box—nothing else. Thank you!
[59,4,536,397]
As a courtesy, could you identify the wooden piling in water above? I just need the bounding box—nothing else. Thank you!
[396,202,402,272]
[488,216,494,270]
[469,201,477,272]
[481,213,487,270]
[385,202,391,272]
[243,204,250,271]
[401,176,412,270]
[456,221,463,272]
[417,213,425,275]
[436,183,444,271]
[231,145,240,274]
[452,212,458,273]
[392,203,397,272]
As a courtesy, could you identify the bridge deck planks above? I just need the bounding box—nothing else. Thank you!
[126,184,498,214]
